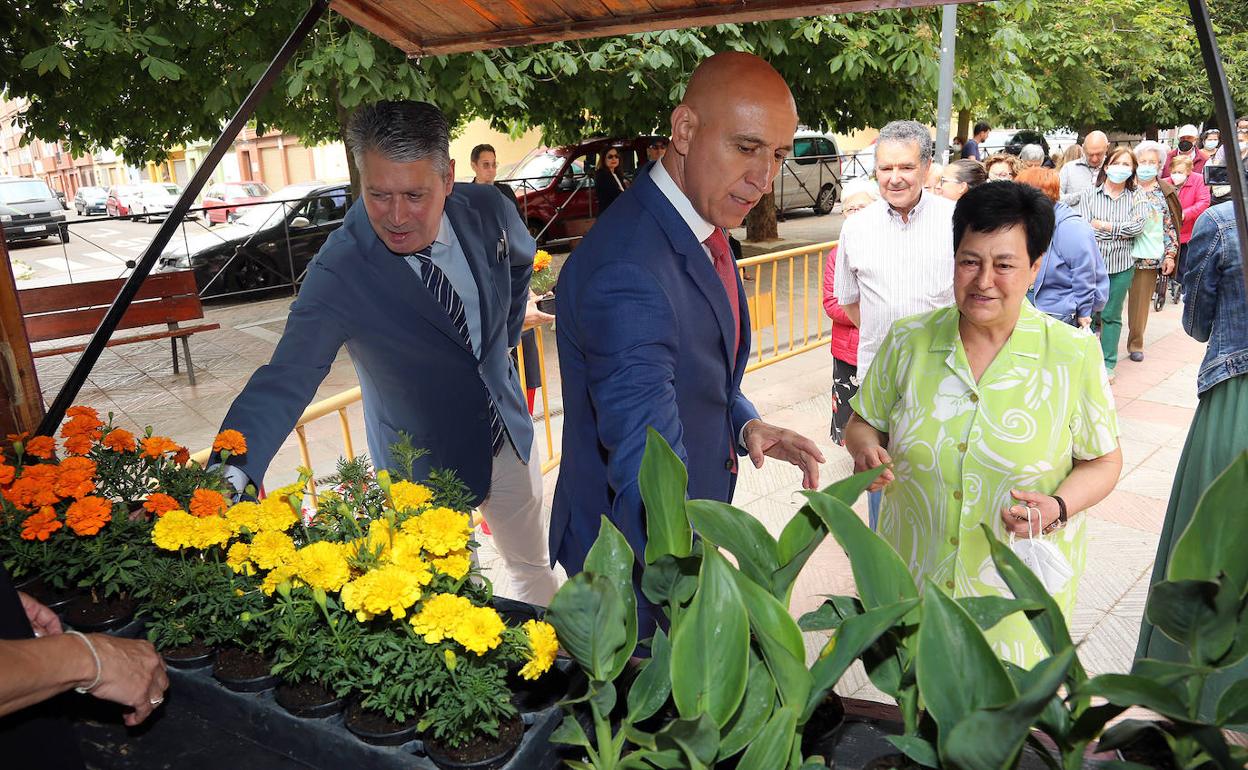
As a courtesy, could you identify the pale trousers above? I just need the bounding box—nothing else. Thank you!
[479,439,559,606]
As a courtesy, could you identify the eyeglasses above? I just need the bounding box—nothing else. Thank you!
[940,178,961,185]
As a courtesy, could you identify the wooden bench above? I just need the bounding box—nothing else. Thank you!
[18,271,220,385]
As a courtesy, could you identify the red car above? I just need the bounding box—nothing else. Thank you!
[506,136,662,245]
[105,184,144,217]
[201,181,272,224]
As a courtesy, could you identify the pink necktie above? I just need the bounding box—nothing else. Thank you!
[703,228,740,357]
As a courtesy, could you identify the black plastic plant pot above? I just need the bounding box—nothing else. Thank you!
[344,702,420,747]
[423,714,524,770]
[275,680,345,719]
[800,691,847,759]
[212,648,279,693]
[161,641,216,670]
[491,596,543,626]
[61,593,136,632]
[507,665,572,714]
[535,293,555,315]
[20,576,79,611]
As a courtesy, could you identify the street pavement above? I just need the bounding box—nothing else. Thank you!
[28,205,1201,706]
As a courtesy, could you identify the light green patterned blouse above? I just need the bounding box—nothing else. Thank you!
[851,302,1120,667]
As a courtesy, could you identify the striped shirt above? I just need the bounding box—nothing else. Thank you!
[1067,185,1146,274]
[833,190,955,378]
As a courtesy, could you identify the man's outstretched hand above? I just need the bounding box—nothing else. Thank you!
[743,420,825,489]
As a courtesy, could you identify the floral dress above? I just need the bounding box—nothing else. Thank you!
[851,303,1120,666]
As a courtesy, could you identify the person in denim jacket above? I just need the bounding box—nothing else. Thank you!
[1136,200,1247,724]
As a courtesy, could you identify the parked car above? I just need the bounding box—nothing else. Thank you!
[1004,130,1051,159]
[73,186,109,216]
[133,182,189,222]
[0,176,69,244]
[201,181,273,225]
[105,184,143,217]
[775,129,843,216]
[156,181,351,297]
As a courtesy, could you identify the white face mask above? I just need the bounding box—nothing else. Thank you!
[1205,139,1220,151]
[1171,172,1188,186]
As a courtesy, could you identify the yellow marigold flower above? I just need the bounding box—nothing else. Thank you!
[389,535,435,582]
[340,564,425,621]
[152,510,197,551]
[389,481,433,512]
[410,593,473,644]
[518,620,559,680]
[411,507,471,556]
[224,501,263,534]
[226,543,255,576]
[250,530,297,570]
[367,518,395,559]
[255,495,298,532]
[261,564,299,595]
[430,549,472,581]
[453,606,505,656]
[294,541,351,592]
[533,249,552,272]
[189,515,233,550]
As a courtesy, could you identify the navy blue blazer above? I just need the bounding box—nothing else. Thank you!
[550,164,759,574]
[220,183,535,505]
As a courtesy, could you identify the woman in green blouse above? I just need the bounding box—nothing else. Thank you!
[845,182,1124,667]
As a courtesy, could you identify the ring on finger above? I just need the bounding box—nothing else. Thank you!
[149,696,164,706]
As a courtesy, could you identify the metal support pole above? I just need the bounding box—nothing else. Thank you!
[1188,0,1248,301]
[37,0,329,436]
[933,3,957,165]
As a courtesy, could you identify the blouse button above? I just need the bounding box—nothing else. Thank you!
[945,580,955,590]
[953,490,963,501]
[950,536,959,546]
[957,442,967,452]
[969,393,979,403]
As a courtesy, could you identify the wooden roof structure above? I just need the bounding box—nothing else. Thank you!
[330,0,960,56]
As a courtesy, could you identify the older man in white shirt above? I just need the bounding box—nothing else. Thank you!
[834,119,956,528]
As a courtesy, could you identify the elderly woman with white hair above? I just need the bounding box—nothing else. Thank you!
[822,178,880,444]
[1019,143,1047,169]
[1125,140,1180,362]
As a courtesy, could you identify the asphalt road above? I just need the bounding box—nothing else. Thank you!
[5,207,215,288]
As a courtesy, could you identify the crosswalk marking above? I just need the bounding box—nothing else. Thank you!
[37,257,96,273]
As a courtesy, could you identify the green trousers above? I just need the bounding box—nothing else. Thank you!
[1098,268,1134,371]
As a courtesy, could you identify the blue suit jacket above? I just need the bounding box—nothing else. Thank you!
[220,183,535,505]
[550,164,759,574]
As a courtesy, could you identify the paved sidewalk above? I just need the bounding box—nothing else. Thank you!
[34,207,1200,703]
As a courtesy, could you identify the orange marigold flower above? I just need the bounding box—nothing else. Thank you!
[25,436,56,459]
[141,436,180,458]
[65,406,100,420]
[212,430,247,456]
[6,431,30,444]
[0,462,14,487]
[65,496,112,536]
[143,492,180,517]
[173,446,190,466]
[20,507,62,541]
[3,464,62,509]
[63,433,96,455]
[55,457,97,499]
[61,408,103,437]
[102,428,137,453]
[188,488,228,518]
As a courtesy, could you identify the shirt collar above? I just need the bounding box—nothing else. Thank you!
[885,189,930,220]
[649,160,715,243]
[928,301,1044,359]
[434,212,452,248]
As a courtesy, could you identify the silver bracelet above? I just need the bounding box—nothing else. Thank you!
[65,630,102,694]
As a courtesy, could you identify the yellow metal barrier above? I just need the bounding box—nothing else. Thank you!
[195,240,838,486]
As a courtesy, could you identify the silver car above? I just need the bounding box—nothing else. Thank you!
[774,130,843,216]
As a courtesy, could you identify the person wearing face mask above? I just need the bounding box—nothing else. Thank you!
[1163,124,1208,181]
[1207,124,1248,206]
[1124,142,1180,363]
[1066,147,1146,381]
[1169,156,1210,289]
[1202,128,1220,155]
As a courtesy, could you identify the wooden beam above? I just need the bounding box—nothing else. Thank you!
[0,235,45,439]
[332,0,968,56]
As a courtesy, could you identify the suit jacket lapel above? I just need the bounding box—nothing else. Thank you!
[446,195,500,358]
[633,171,737,370]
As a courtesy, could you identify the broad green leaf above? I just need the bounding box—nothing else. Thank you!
[1078,674,1189,722]
[684,499,779,590]
[626,628,672,724]
[798,595,863,632]
[958,595,1045,631]
[1215,678,1248,725]
[546,572,628,682]
[584,517,638,679]
[653,714,720,768]
[806,598,919,723]
[737,705,799,770]
[772,468,881,596]
[641,428,692,563]
[640,553,699,609]
[802,490,918,610]
[887,735,939,768]
[942,647,1075,770]
[1144,579,1224,661]
[916,581,1016,733]
[670,548,750,727]
[718,654,776,759]
[732,571,812,711]
[550,711,592,749]
[589,680,617,720]
[1169,453,1248,595]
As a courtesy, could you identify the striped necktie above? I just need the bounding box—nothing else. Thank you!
[413,245,506,456]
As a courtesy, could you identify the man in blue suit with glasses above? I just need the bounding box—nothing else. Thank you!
[216,101,558,605]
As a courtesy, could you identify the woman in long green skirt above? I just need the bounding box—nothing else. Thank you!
[1134,201,1247,726]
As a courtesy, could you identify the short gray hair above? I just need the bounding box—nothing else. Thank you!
[1019,144,1046,163]
[346,100,451,175]
[1134,139,1167,164]
[876,120,933,165]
